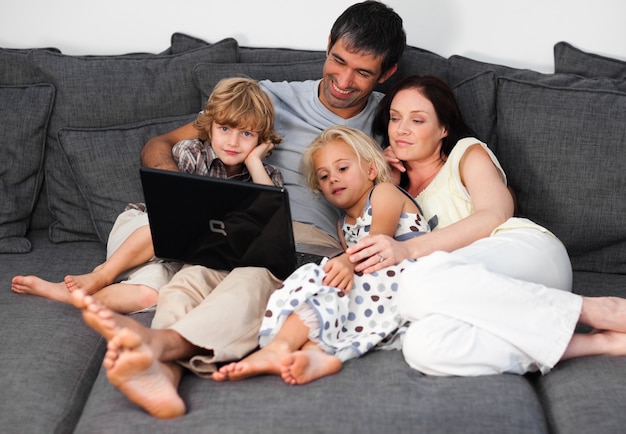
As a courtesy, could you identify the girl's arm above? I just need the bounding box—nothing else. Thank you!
[323,182,407,291]
[348,145,514,273]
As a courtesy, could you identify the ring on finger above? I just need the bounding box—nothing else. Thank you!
[378,254,385,263]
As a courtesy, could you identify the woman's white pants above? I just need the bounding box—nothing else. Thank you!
[398,229,582,376]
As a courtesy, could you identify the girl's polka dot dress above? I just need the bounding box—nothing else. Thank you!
[259,188,429,362]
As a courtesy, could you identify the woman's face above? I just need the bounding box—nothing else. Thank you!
[387,88,448,163]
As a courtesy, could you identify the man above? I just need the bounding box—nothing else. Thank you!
[74,0,406,419]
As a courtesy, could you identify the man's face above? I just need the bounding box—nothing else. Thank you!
[319,37,393,119]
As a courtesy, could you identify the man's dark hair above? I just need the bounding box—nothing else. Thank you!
[329,1,406,75]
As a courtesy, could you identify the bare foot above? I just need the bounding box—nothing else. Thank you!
[104,327,185,419]
[65,268,113,295]
[11,275,72,304]
[582,296,626,333]
[70,289,135,340]
[280,350,342,385]
[212,343,290,381]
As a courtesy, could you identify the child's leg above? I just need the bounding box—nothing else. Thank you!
[65,224,154,295]
[11,276,73,303]
[213,313,313,381]
[91,283,158,314]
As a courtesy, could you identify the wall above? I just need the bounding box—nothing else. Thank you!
[2,0,625,73]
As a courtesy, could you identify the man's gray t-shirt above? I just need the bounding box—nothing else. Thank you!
[260,79,384,240]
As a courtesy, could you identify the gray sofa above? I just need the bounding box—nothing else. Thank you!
[2,33,626,433]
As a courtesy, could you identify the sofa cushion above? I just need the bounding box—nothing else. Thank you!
[0,84,55,253]
[28,38,238,243]
[168,31,327,63]
[59,114,197,243]
[379,45,450,94]
[451,71,498,150]
[554,41,626,81]
[194,59,325,101]
[495,77,626,273]
[0,47,59,84]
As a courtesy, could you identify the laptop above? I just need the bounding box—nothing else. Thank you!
[139,167,343,280]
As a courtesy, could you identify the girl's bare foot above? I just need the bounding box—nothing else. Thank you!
[104,327,185,419]
[65,268,114,295]
[11,275,72,303]
[280,350,342,385]
[212,343,290,381]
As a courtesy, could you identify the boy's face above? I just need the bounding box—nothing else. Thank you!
[210,122,259,168]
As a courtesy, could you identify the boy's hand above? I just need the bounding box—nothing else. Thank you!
[322,254,355,293]
[246,141,275,165]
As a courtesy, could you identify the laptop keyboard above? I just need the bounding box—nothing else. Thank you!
[295,251,326,268]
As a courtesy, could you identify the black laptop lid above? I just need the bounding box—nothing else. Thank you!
[140,167,297,279]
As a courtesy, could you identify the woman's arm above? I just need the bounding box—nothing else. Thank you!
[141,122,199,171]
[348,145,514,273]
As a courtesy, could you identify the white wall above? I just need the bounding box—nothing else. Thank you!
[2,0,625,73]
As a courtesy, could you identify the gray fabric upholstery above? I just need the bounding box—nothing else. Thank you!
[495,77,626,274]
[0,84,55,252]
[75,350,548,434]
[451,71,498,149]
[2,37,626,434]
[194,60,325,101]
[59,114,196,243]
[554,41,626,81]
[28,39,238,243]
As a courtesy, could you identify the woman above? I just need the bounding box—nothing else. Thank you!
[346,75,626,376]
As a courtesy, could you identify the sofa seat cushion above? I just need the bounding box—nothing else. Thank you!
[0,84,55,253]
[0,229,106,432]
[74,350,547,433]
[59,114,197,243]
[495,77,626,274]
[28,38,238,243]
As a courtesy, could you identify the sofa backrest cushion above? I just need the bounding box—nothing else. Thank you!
[28,38,238,243]
[58,114,197,242]
[495,77,626,273]
[554,41,626,81]
[194,59,325,102]
[0,84,55,252]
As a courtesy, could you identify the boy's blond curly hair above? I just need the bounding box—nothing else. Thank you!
[194,77,282,145]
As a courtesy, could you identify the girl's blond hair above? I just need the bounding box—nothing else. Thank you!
[302,125,391,192]
[194,77,282,145]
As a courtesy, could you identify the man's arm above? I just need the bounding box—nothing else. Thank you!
[140,122,199,171]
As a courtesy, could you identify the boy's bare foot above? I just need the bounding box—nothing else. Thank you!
[70,289,134,340]
[65,268,113,295]
[280,350,342,385]
[212,343,290,381]
[104,327,185,419]
[11,275,71,303]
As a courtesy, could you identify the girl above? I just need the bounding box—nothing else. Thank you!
[214,125,429,385]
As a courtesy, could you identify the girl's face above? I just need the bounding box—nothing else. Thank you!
[210,121,259,170]
[387,88,448,163]
[313,139,376,212]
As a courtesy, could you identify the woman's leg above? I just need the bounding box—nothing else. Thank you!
[398,250,581,375]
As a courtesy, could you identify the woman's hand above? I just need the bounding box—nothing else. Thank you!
[346,234,412,274]
[322,254,355,293]
[384,146,405,185]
